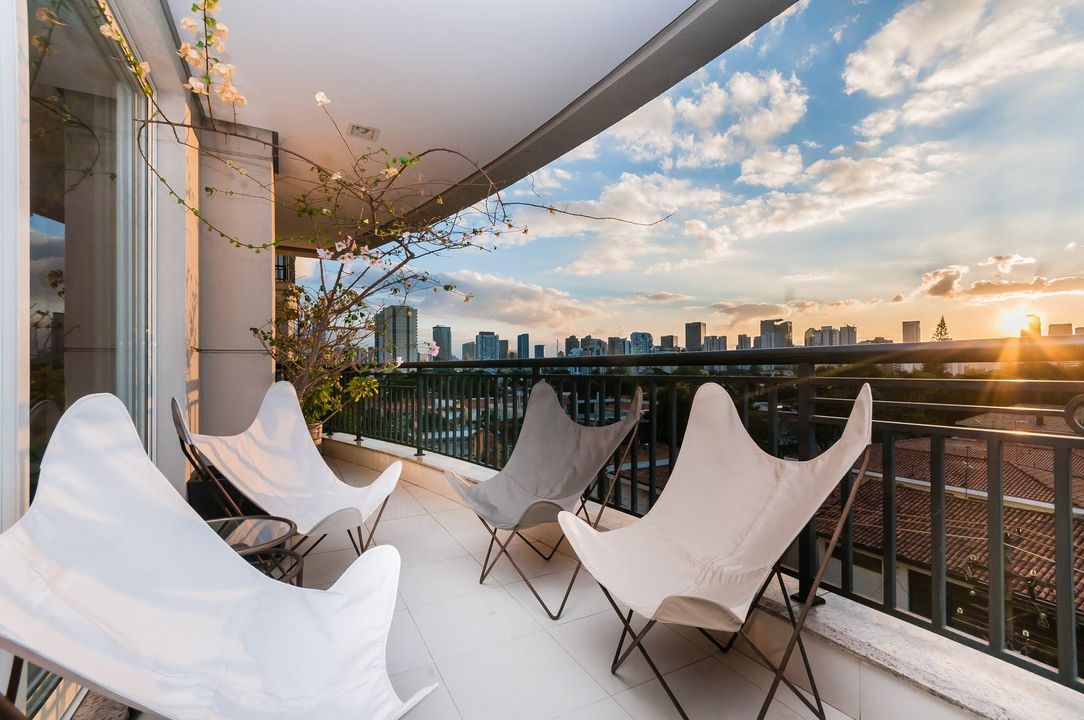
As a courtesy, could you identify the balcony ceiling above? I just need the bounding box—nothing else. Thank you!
[165,0,795,251]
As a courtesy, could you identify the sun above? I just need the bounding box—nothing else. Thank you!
[997,308,1036,337]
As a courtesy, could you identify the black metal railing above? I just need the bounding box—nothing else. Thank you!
[275,254,295,284]
[325,336,1084,690]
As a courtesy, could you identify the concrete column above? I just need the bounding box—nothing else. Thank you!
[196,124,275,435]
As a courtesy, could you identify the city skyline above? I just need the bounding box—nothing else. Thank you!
[298,0,1084,348]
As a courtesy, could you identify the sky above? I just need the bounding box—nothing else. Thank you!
[305,0,1084,356]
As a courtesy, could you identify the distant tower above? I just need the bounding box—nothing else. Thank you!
[685,322,707,352]
[374,305,418,363]
[432,325,452,360]
[902,320,921,343]
[517,333,530,359]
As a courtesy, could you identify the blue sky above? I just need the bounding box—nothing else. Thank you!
[313,0,1084,355]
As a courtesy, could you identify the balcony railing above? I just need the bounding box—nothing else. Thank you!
[325,337,1084,691]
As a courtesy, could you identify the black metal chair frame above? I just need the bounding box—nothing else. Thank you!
[477,432,637,620]
[597,448,872,720]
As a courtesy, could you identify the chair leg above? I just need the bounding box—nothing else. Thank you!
[358,496,390,552]
[478,518,582,620]
[598,585,689,720]
[514,530,563,561]
[346,528,361,556]
[2,658,25,720]
[292,533,328,558]
[0,695,26,720]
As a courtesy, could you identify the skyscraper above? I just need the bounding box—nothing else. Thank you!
[564,335,580,356]
[759,319,793,349]
[685,321,707,352]
[499,339,510,359]
[517,333,530,360]
[1049,323,1072,336]
[534,344,544,359]
[902,320,921,343]
[462,341,476,361]
[630,331,653,355]
[607,336,630,355]
[737,334,751,350]
[432,325,452,361]
[839,324,857,345]
[475,331,499,361]
[704,335,727,352]
[660,335,678,350]
[374,305,418,363]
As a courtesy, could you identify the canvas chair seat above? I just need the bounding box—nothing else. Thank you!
[0,394,431,720]
[179,382,398,538]
[559,382,873,719]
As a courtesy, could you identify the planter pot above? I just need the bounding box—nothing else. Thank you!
[308,422,323,446]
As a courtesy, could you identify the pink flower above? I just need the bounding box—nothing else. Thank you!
[395,357,404,367]
[316,247,333,260]
[424,341,440,357]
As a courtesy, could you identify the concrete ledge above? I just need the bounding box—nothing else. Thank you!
[325,435,1084,720]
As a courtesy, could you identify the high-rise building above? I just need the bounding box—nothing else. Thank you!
[1076,327,1084,336]
[432,325,452,361]
[1048,323,1073,336]
[461,341,475,361]
[839,324,857,345]
[685,321,707,352]
[581,335,606,355]
[737,334,751,350]
[704,335,728,352]
[534,344,545,359]
[1021,314,1041,338]
[476,331,499,361]
[607,336,630,355]
[902,320,921,343]
[374,305,418,363]
[803,328,817,346]
[759,319,793,349]
[564,335,580,356]
[660,335,678,350]
[517,333,530,359]
[630,331,653,355]
[499,339,510,359]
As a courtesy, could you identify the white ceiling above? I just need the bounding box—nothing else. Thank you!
[164,1,790,245]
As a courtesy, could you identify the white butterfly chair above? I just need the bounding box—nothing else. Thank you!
[174,381,399,557]
[0,394,432,720]
[559,383,873,720]
[445,381,643,619]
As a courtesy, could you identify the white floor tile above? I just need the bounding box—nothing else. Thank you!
[471,541,578,585]
[390,664,461,720]
[450,525,504,555]
[716,648,851,720]
[379,531,468,568]
[555,697,633,720]
[370,514,448,543]
[503,567,612,626]
[614,657,801,720]
[431,507,482,532]
[398,555,490,609]
[379,490,428,520]
[548,612,710,694]
[411,586,541,661]
[299,547,356,587]
[387,609,433,676]
[437,631,608,720]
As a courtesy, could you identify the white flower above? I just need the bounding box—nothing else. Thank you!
[316,248,333,260]
[133,61,151,78]
[339,252,355,263]
[395,357,404,367]
[210,62,235,80]
[335,240,348,252]
[211,24,228,52]
[320,208,330,215]
[217,82,246,106]
[330,171,344,182]
[176,43,204,68]
[36,8,65,25]
[314,91,331,107]
[99,22,121,40]
[178,17,199,33]
[183,76,207,95]
[380,166,400,179]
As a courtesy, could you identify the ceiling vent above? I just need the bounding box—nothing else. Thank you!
[348,124,381,141]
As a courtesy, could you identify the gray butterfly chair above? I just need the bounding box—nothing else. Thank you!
[445,381,643,619]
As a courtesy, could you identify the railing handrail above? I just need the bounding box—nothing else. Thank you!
[395,336,1084,370]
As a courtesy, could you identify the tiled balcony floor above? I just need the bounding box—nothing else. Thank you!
[319,457,853,720]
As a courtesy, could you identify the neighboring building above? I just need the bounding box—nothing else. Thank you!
[660,335,678,350]
[704,335,727,352]
[737,334,751,350]
[607,336,630,355]
[517,333,530,359]
[581,335,606,355]
[902,320,921,343]
[685,321,707,352]
[564,335,580,356]
[860,336,893,344]
[499,339,510,359]
[1077,327,1084,335]
[1022,314,1041,338]
[630,331,653,355]
[534,344,545,359]
[840,324,858,346]
[805,326,841,347]
[759,319,793,349]
[1048,323,1073,336]
[462,341,476,361]
[803,327,817,346]
[374,305,418,363]
[432,325,452,361]
[475,331,499,361]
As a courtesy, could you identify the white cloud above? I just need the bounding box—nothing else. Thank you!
[979,253,1036,274]
[802,139,822,149]
[560,138,599,162]
[854,108,900,140]
[608,96,677,161]
[737,144,805,188]
[430,270,602,328]
[513,167,575,196]
[844,0,1084,135]
[675,82,729,129]
[706,299,818,327]
[295,257,318,281]
[917,264,970,297]
[781,272,838,282]
[1068,242,1078,251]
